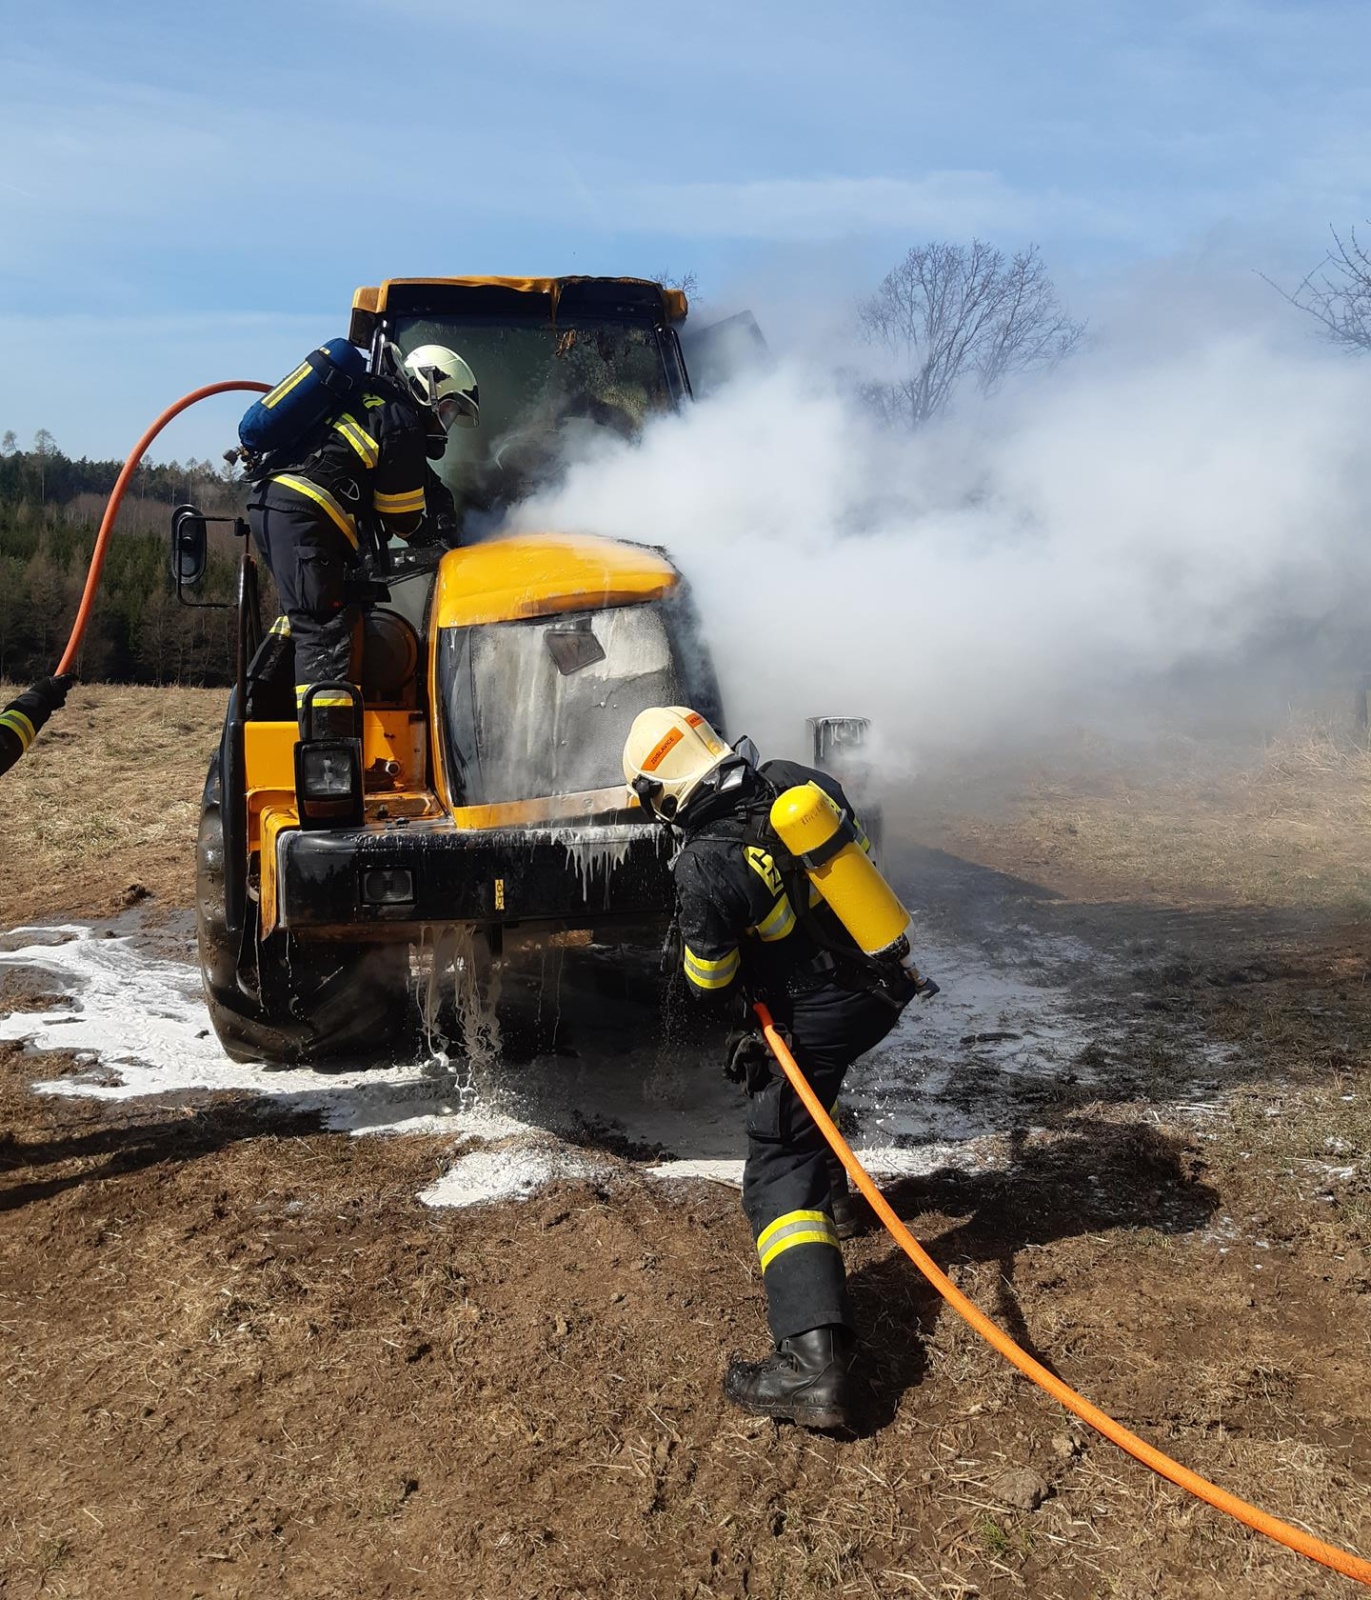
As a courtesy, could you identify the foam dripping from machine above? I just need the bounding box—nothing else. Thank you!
[418,923,503,1109]
[540,825,637,907]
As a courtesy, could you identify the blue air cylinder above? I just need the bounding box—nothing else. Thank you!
[238,339,369,456]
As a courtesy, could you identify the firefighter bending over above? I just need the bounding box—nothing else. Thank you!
[623,707,936,1432]
[0,674,73,777]
[247,345,478,736]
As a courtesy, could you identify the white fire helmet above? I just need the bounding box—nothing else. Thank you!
[623,706,732,821]
[402,344,480,430]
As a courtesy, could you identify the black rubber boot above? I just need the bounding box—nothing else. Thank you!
[724,1325,854,1431]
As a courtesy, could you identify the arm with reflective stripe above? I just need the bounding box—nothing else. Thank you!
[370,403,430,539]
[0,713,31,776]
[674,843,748,1002]
[0,677,71,777]
[683,944,740,990]
[374,487,426,515]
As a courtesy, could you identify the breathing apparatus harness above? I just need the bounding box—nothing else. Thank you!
[642,745,935,1011]
[240,353,454,589]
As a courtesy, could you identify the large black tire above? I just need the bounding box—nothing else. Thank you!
[196,759,414,1065]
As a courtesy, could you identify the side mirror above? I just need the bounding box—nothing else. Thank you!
[171,503,208,592]
[808,716,882,858]
[807,716,871,772]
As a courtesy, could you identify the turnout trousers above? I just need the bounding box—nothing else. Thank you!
[248,484,361,735]
[742,984,903,1341]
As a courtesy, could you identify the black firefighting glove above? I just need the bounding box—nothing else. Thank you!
[723,1027,786,1094]
[26,673,74,714]
[0,673,74,777]
[407,515,460,549]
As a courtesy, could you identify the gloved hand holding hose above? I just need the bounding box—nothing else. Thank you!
[0,674,75,778]
[723,1026,782,1092]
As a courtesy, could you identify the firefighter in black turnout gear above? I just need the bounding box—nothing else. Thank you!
[623,707,936,1432]
[0,674,73,777]
[247,344,477,735]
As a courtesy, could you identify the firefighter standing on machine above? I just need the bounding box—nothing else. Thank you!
[623,706,937,1432]
[245,344,478,735]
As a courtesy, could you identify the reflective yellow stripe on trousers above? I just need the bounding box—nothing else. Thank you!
[756,1209,841,1273]
[270,474,359,548]
[296,684,357,708]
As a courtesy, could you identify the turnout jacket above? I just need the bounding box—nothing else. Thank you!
[262,380,447,551]
[672,759,874,1005]
[0,676,70,777]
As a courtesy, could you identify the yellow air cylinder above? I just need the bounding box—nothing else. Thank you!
[769,782,915,966]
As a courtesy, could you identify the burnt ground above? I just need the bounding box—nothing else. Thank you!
[3,689,1371,1598]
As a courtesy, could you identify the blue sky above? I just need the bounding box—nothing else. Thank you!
[3,0,1370,459]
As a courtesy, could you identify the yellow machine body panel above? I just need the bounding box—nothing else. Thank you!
[256,789,444,936]
[769,782,912,960]
[349,276,688,344]
[257,804,294,936]
[431,532,678,629]
[244,710,428,850]
[446,788,631,831]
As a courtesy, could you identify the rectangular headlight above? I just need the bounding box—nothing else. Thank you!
[300,745,359,800]
[362,867,414,904]
[294,737,363,827]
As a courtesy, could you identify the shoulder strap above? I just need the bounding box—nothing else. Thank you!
[755,763,910,999]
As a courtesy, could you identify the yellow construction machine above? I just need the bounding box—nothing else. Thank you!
[181,277,727,1063]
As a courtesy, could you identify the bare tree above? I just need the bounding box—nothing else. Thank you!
[32,428,56,504]
[858,240,1084,428]
[1269,226,1371,351]
[652,268,699,299]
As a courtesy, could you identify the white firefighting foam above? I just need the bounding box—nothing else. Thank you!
[0,921,1118,1208]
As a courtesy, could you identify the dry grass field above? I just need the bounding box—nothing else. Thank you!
[2,687,1371,1598]
[903,720,1371,913]
[0,683,224,927]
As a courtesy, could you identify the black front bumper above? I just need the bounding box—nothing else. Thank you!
[276,816,674,931]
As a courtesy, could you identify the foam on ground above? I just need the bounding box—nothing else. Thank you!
[0,921,1121,1209]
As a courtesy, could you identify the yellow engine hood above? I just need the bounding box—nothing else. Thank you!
[431,531,679,630]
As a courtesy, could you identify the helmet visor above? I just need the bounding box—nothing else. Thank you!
[436,389,479,432]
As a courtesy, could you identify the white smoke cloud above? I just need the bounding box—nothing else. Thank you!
[514,307,1371,765]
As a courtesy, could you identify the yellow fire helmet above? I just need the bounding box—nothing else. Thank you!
[623,706,733,820]
[402,344,480,430]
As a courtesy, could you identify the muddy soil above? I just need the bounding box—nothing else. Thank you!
[3,693,1371,1598]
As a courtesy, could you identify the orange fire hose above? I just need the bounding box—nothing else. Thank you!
[56,381,269,677]
[753,1001,1371,1588]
